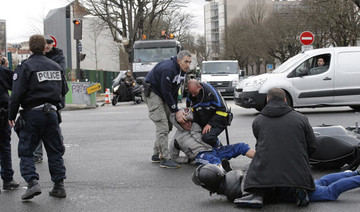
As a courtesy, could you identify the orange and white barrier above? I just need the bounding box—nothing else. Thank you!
[105,88,111,104]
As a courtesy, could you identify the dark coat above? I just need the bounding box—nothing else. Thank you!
[244,97,317,192]
[0,66,13,108]
[46,47,66,71]
[45,47,68,108]
[145,56,186,113]
[9,54,68,120]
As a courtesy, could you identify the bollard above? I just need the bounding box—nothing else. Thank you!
[105,88,111,104]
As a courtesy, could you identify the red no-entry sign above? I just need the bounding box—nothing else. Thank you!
[299,31,314,45]
[50,35,57,48]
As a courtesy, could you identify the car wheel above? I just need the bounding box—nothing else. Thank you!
[285,92,293,108]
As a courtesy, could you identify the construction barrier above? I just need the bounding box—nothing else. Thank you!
[105,88,111,104]
[65,82,96,107]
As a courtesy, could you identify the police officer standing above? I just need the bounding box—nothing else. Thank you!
[8,34,68,200]
[144,50,191,168]
[187,79,229,147]
[0,57,20,193]
[33,35,68,164]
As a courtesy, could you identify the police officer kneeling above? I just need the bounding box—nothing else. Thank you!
[8,34,68,200]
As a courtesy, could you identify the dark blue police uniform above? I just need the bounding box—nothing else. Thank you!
[0,66,15,183]
[9,53,68,183]
[186,83,228,147]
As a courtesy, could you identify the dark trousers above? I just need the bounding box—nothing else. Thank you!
[0,122,14,182]
[127,86,135,101]
[17,110,66,182]
[202,126,225,147]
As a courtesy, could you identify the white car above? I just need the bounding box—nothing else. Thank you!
[234,47,360,111]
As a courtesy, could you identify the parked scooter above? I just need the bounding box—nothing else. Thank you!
[111,72,144,106]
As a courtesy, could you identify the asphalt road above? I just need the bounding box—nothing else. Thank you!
[1,100,360,212]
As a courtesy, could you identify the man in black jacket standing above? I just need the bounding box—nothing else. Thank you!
[33,35,67,164]
[186,79,228,147]
[0,57,20,193]
[235,88,317,208]
[144,50,191,168]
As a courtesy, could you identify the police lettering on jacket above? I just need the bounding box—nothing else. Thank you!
[37,70,62,82]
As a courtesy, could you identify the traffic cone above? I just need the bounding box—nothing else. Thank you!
[105,88,111,104]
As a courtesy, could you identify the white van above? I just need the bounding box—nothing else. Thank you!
[234,47,360,111]
[201,60,242,97]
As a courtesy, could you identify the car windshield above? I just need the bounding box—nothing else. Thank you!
[134,47,177,63]
[202,62,238,74]
[272,53,308,74]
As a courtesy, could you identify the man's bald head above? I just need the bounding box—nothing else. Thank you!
[267,88,286,102]
[188,79,202,97]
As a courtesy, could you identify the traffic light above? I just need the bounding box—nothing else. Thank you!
[73,19,82,40]
[80,53,86,61]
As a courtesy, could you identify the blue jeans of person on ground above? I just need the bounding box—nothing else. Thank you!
[309,171,360,201]
[194,143,250,166]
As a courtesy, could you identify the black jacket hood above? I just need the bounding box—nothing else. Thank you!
[260,97,293,117]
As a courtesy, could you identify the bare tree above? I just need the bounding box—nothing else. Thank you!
[302,0,360,47]
[81,0,191,53]
[195,35,211,64]
[240,0,272,75]
[222,21,250,74]
[263,8,304,63]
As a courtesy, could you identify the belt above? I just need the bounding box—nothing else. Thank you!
[32,103,57,111]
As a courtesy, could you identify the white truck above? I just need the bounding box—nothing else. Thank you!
[234,47,360,111]
[200,60,242,97]
[130,39,182,78]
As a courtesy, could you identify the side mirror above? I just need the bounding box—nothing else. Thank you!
[299,68,309,77]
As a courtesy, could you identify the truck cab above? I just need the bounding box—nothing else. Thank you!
[200,60,241,97]
[130,39,181,78]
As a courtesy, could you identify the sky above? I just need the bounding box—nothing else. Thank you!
[0,0,207,44]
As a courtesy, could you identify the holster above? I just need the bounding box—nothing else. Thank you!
[144,82,152,97]
[14,114,25,134]
[42,103,56,115]
[0,107,8,128]
[226,109,233,126]
[57,110,62,124]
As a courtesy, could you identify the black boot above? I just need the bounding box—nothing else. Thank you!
[221,158,232,172]
[3,179,20,190]
[49,179,66,198]
[22,179,41,200]
[234,194,264,208]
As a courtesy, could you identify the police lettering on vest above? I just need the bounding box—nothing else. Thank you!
[37,70,62,82]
